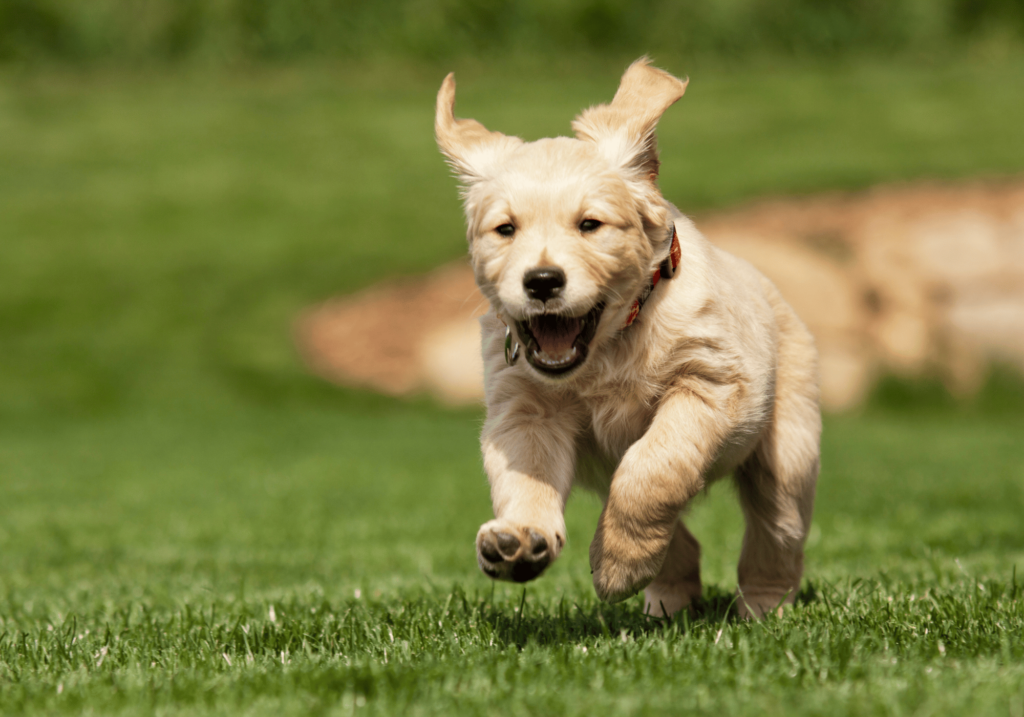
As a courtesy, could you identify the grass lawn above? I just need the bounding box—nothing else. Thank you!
[1,58,1023,715]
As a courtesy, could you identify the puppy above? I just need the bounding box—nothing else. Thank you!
[435,59,820,619]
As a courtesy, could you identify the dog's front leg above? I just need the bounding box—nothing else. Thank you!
[590,389,730,603]
[476,395,581,583]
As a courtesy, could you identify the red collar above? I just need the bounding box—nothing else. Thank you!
[623,223,681,329]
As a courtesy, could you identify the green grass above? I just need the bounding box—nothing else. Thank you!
[1,408,1022,715]
[1,59,1024,714]
[4,58,1024,423]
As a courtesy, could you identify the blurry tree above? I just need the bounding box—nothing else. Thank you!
[1,0,1022,65]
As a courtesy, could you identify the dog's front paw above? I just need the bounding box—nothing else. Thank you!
[476,520,564,583]
[589,511,673,603]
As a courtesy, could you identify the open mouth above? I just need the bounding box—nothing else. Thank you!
[516,303,605,376]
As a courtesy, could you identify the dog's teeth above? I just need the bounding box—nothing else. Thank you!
[535,346,577,367]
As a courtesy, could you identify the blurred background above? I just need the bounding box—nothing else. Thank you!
[1,0,1023,605]
[4,0,1024,420]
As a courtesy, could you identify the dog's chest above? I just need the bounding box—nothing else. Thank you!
[571,386,653,495]
[581,383,655,461]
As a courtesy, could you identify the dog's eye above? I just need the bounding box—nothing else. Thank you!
[495,223,516,238]
[579,219,603,233]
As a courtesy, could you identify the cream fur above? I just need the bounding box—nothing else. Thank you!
[435,59,821,619]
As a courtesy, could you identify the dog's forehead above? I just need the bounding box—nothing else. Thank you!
[486,136,622,206]
[501,136,607,179]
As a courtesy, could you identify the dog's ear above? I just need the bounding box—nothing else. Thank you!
[572,58,687,185]
[436,73,522,184]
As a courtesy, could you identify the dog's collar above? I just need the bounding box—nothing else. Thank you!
[622,223,681,329]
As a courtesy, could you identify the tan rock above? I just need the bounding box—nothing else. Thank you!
[419,318,485,405]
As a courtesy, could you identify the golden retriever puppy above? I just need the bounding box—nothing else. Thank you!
[435,58,820,619]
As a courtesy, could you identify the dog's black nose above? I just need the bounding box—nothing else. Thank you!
[523,267,565,302]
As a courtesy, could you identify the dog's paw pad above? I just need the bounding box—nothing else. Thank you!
[495,532,521,559]
[479,536,503,564]
[528,530,548,556]
[476,523,559,583]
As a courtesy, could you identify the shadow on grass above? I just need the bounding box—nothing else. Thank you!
[473,582,821,649]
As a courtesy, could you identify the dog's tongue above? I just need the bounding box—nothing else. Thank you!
[529,315,582,359]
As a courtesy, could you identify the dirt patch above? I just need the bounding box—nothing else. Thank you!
[296,263,488,403]
[296,179,1024,410]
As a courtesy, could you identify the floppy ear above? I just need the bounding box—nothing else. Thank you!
[571,58,687,184]
[435,73,522,184]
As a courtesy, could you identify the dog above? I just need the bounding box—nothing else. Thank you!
[434,58,820,619]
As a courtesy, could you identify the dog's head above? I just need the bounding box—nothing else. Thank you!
[436,58,687,380]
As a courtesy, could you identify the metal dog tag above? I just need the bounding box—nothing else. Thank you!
[504,325,520,366]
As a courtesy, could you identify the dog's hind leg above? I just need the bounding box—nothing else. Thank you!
[734,371,820,619]
[643,520,702,618]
